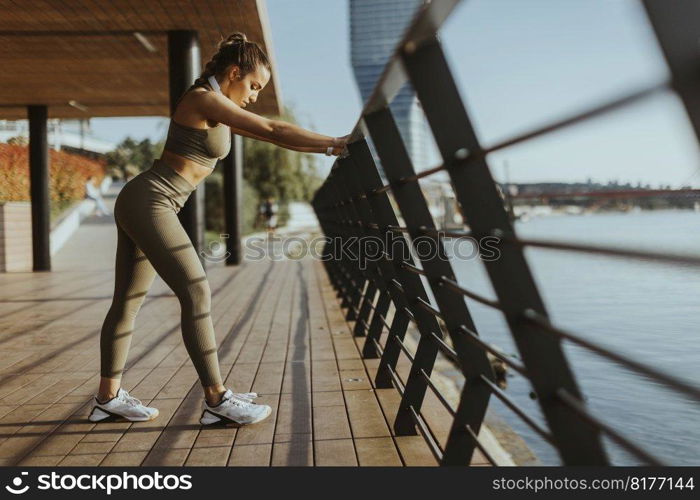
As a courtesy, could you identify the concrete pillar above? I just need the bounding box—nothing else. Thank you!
[167,30,205,262]
[223,133,243,265]
[27,105,51,271]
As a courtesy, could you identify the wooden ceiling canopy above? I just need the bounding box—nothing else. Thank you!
[0,0,282,119]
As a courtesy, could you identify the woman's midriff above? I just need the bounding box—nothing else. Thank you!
[160,150,214,188]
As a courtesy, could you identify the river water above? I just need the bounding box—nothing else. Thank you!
[443,209,700,465]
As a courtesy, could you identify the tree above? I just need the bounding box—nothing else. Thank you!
[242,106,322,203]
[105,137,164,179]
[205,105,323,235]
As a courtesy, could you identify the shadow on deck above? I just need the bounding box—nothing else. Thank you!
[0,185,491,466]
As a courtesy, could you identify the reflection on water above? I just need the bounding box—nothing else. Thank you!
[445,209,700,465]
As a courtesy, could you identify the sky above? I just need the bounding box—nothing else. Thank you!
[88,0,700,188]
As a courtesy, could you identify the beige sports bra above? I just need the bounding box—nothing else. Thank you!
[163,84,232,169]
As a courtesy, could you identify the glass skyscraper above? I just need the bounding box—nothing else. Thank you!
[349,0,430,171]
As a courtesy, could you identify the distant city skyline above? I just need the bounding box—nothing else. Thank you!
[50,1,700,188]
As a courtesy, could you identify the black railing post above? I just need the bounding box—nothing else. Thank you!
[642,1,700,141]
[347,139,444,435]
[317,178,358,314]
[334,156,407,358]
[364,107,496,465]
[401,35,608,465]
[326,170,366,321]
[313,189,347,297]
[327,165,375,334]
[309,0,700,466]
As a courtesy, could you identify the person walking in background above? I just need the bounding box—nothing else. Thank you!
[260,196,278,235]
[85,175,111,217]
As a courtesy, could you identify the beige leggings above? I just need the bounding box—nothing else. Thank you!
[99,159,223,387]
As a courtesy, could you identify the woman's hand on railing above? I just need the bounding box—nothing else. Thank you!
[329,134,351,156]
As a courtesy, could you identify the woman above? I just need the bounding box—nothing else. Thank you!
[88,32,348,426]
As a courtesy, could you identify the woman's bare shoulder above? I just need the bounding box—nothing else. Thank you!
[172,86,218,128]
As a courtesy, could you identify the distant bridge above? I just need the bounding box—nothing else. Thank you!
[511,188,700,200]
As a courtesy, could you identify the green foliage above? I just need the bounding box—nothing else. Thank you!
[105,137,164,179]
[204,172,259,237]
[204,118,321,237]
[242,106,323,204]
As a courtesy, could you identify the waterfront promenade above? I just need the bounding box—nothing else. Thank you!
[0,183,493,466]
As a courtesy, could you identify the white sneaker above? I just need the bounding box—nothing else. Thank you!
[200,389,272,425]
[232,391,259,402]
[88,388,159,422]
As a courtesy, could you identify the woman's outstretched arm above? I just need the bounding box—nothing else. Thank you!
[225,126,346,155]
[197,91,345,150]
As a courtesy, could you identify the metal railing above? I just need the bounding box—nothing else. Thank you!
[311,0,700,465]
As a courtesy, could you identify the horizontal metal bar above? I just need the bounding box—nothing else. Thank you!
[367,163,448,198]
[386,364,406,395]
[463,423,497,466]
[393,163,447,186]
[367,308,392,332]
[483,84,666,156]
[351,86,666,200]
[419,368,457,417]
[371,336,385,357]
[356,318,370,334]
[392,335,416,363]
[438,276,502,310]
[408,405,445,463]
[479,374,553,443]
[420,226,473,239]
[555,388,665,466]
[415,296,442,318]
[458,325,528,376]
[522,309,700,402]
[429,330,459,364]
[391,279,405,293]
[500,233,700,269]
[401,261,428,276]
[368,183,393,197]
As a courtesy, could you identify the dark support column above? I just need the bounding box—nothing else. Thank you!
[223,133,243,265]
[28,105,51,272]
[168,30,204,261]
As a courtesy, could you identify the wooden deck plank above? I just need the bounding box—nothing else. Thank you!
[315,438,357,466]
[218,260,295,472]
[185,260,294,466]
[141,259,288,466]
[10,262,250,466]
[312,259,438,466]
[0,220,460,467]
[267,263,314,465]
[354,437,403,466]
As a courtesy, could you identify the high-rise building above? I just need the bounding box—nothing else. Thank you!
[349,0,430,171]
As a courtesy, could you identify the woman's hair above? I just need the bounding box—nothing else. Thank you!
[191,32,271,90]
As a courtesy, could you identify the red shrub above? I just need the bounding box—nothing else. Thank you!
[0,144,107,204]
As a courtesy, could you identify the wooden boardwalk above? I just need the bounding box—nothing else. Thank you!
[0,185,491,466]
